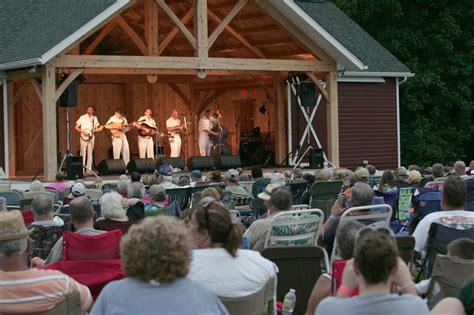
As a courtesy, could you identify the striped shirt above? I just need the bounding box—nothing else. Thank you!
[0,268,92,313]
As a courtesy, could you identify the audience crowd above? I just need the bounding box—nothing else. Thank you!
[0,160,473,314]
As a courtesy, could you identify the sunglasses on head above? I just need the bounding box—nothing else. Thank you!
[355,226,396,246]
[198,197,217,229]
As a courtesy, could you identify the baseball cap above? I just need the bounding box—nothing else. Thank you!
[224,169,240,183]
[190,170,202,179]
[258,183,280,201]
[355,168,369,181]
[156,164,172,176]
[271,172,285,185]
[68,182,86,199]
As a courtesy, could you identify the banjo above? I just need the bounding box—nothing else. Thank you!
[80,126,104,142]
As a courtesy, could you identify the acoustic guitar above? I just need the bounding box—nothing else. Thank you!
[105,122,137,138]
[80,126,104,142]
[138,123,157,137]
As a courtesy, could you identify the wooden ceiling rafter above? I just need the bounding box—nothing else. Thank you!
[208,0,247,49]
[115,15,148,55]
[158,8,193,55]
[83,21,118,55]
[207,9,266,59]
[156,0,197,49]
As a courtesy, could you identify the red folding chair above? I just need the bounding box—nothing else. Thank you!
[62,230,122,261]
[40,259,125,299]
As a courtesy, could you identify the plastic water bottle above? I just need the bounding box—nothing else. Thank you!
[282,288,296,315]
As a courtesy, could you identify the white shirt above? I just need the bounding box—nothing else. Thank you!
[198,116,216,133]
[166,117,181,136]
[188,248,277,298]
[137,115,156,128]
[413,210,474,253]
[106,115,128,126]
[76,114,100,131]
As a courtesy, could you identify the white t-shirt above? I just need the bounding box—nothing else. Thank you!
[166,117,181,136]
[106,115,128,126]
[413,210,474,253]
[76,114,100,131]
[137,115,156,128]
[188,248,277,298]
[199,116,218,133]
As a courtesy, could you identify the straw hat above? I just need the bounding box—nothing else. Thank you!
[0,210,32,241]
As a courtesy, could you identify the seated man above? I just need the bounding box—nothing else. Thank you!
[32,196,106,266]
[0,211,92,313]
[316,229,428,314]
[244,185,292,252]
[413,176,474,256]
[224,169,248,199]
[30,194,64,227]
[319,182,374,256]
[145,185,181,217]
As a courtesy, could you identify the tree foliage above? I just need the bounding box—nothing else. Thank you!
[334,0,474,166]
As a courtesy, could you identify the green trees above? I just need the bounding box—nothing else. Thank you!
[334,0,474,166]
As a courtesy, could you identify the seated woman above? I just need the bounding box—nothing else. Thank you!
[377,169,397,192]
[91,216,228,315]
[95,192,135,235]
[187,197,277,298]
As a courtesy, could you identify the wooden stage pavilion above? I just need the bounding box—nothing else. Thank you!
[0,0,412,180]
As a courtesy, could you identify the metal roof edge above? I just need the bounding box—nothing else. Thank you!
[344,71,415,78]
[0,58,43,71]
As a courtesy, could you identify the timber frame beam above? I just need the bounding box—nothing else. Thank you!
[51,55,335,72]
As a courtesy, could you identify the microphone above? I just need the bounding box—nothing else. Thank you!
[180,114,186,116]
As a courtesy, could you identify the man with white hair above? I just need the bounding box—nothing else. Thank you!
[23,180,55,202]
[0,211,92,313]
[30,195,64,227]
[454,160,468,179]
[31,196,106,266]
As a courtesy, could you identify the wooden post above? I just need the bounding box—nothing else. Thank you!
[274,76,287,164]
[194,0,208,59]
[42,64,57,180]
[7,82,15,177]
[326,71,339,166]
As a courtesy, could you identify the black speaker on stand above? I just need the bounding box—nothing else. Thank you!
[309,148,324,169]
[66,155,83,180]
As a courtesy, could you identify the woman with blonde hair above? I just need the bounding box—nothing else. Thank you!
[91,216,227,314]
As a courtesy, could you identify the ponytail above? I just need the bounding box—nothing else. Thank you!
[224,223,243,257]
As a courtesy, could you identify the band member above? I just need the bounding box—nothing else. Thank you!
[106,108,131,166]
[198,109,219,156]
[75,106,102,172]
[166,109,183,157]
[136,108,156,159]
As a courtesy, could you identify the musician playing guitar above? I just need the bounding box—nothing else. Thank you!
[105,108,133,166]
[75,106,103,174]
[136,108,157,159]
[166,109,184,157]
